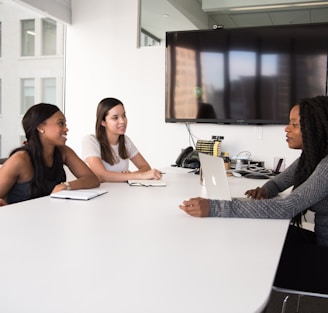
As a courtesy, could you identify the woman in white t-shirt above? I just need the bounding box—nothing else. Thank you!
[82,97,162,182]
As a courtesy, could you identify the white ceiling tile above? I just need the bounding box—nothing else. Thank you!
[269,9,310,24]
[310,8,328,23]
[231,12,273,27]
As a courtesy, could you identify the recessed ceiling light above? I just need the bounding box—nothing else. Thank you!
[230,4,290,11]
[162,14,169,18]
[296,1,328,6]
[230,1,328,11]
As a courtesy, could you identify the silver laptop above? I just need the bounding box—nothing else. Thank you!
[198,153,247,201]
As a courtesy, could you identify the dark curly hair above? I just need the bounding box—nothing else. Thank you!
[292,95,328,226]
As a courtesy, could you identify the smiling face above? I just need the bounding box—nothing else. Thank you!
[101,104,127,141]
[285,104,303,150]
[38,111,68,146]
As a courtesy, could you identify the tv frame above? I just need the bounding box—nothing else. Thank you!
[165,23,328,125]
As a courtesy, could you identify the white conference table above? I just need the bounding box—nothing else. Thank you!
[0,167,290,313]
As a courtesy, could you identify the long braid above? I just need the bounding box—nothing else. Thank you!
[292,96,328,226]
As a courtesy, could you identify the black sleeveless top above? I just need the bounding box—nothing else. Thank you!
[5,149,66,204]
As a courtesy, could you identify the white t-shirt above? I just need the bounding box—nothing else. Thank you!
[82,134,138,172]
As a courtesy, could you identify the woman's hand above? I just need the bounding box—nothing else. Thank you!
[139,169,163,180]
[61,146,100,189]
[51,183,68,194]
[0,198,8,206]
[179,197,210,217]
[244,187,268,200]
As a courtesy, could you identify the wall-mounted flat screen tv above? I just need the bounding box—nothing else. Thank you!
[165,23,328,125]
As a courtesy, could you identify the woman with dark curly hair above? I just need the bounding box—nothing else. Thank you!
[180,95,328,294]
[0,103,99,206]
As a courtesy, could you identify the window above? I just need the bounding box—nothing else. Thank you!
[140,28,160,47]
[42,18,56,55]
[21,19,35,56]
[42,78,56,104]
[0,1,65,158]
[21,78,35,113]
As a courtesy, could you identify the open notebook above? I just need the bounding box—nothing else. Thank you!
[50,188,108,200]
[199,153,248,201]
[127,179,166,187]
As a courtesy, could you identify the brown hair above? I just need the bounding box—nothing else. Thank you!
[95,97,129,165]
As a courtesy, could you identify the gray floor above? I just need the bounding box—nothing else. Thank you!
[265,290,328,313]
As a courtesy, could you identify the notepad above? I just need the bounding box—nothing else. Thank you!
[127,179,167,187]
[50,188,108,200]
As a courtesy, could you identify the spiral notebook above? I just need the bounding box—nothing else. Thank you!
[50,188,108,200]
[127,179,166,187]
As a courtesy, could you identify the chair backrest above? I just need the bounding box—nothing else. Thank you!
[272,285,328,313]
[273,286,328,299]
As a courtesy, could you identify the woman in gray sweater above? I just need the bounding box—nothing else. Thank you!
[179,95,328,294]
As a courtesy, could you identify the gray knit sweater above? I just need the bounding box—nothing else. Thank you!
[209,155,328,247]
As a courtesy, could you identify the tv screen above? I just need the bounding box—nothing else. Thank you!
[165,24,328,125]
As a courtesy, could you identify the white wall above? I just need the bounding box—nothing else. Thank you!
[14,0,71,23]
[64,0,301,170]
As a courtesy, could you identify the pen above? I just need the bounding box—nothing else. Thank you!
[274,158,283,173]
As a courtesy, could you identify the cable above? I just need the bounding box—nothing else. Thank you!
[236,151,252,160]
[185,123,197,148]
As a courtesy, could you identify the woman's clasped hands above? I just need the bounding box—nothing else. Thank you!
[179,197,210,217]
[179,186,268,218]
[244,187,268,200]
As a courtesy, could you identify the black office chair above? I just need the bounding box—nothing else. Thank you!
[272,222,328,313]
[272,286,328,313]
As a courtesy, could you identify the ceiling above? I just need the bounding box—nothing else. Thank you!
[141,0,328,40]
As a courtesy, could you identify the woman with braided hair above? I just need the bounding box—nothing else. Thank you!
[179,95,328,294]
[0,103,99,206]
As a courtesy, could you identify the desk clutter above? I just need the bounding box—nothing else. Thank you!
[217,151,275,179]
[173,136,224,169]
[174,135,283,179]
[195,136,224,156]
